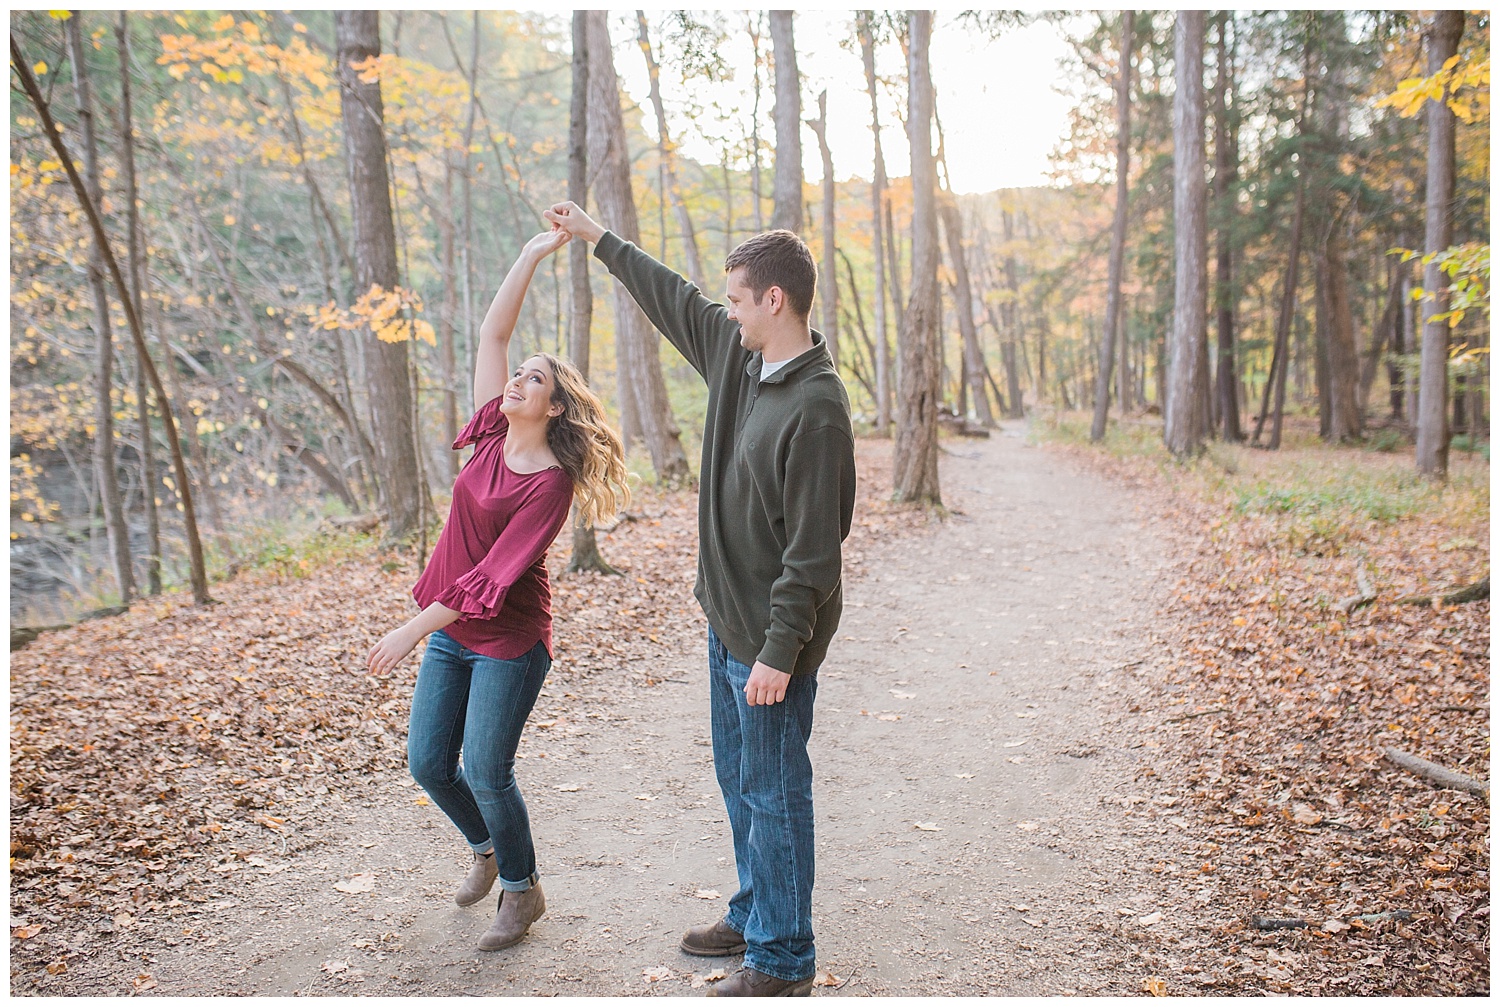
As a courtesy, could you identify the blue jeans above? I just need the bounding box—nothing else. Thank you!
[407,629,550,892]
[708,626,818,982]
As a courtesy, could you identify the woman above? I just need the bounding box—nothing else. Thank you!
[366,227,629,952]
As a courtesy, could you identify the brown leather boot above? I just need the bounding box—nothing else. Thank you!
[454,851,498,907]
[680,919,747,956]
[708,966,813,997]
[476,884,545,951]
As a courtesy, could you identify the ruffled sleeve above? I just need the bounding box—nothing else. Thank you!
[432,484,573,621]
[453,395,509,450]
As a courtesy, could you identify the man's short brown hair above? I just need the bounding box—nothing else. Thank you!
[723,229,817,319]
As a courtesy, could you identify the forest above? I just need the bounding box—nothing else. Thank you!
[9,10,1488,619]
[7,9,1491,997]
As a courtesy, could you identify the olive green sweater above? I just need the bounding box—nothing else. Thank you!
[595,231,856,676]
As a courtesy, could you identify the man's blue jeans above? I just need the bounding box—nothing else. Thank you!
[708,626,818,982]
[407,629,550,892]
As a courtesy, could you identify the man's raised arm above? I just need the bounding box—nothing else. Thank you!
[544,201,730,380]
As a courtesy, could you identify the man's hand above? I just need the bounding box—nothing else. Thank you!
[745,661,792,706]
[543,201,606,244]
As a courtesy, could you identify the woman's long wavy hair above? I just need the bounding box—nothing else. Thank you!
[539,353,632,525]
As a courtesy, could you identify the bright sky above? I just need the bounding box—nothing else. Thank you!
[614,11,1078,195]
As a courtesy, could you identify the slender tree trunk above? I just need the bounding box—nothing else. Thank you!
[1117,292,1132,411]
[1251,182,1307,449]
[65,15,134,603]
[808,90,839,368]
[1416,11,1464,478]
[583,11,690,485]
[14,37,210,604]
[1324,221,1362,441]
[335,11,424,538]
[749,13,765,233]
[1360,258,1400,412]
[858,13,892,431]
[1165,11,1208,458]
[938,198,992,425]
[567,11,615,575]
[115,12,161,595]
[1000,210,1024,419]
[1212,12,1243,441]
[636,11,707,290]
[438,162,460,478]
[1090,10,1134,442]
[769,10,803,233]
[893,10,941,505]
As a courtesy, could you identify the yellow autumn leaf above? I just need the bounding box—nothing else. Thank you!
[223,215,236,227]
[212,13,234,32]
[33,61,47,75]
[414,319,436,346]
[47,10,71,20]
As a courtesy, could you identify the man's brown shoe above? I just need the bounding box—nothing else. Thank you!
[680,919,747,956]
[707,966,813,997]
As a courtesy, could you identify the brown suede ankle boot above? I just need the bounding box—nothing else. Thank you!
[477,883,546,951]
[454,850,498,907]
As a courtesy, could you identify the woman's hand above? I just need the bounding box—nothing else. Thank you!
[522,227,571,262]
[367,623,421,676]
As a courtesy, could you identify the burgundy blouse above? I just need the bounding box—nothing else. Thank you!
[411,396,574,661]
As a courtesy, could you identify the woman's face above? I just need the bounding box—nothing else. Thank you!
[499,355,564,424]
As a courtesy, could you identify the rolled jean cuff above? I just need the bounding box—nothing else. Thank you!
[744,957,814,984]
[498,870,539,893]
[468,840,495,855]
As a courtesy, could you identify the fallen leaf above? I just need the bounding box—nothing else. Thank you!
[414,796,430,806]
[333,873,375,894]
[1016,821,1039,832]
[132,973,157,991]
[634,793,658,801]
[1322,918,1351,933]
[1011,904,1031,912]
[1138,911,1163,926]
[1003,739,1028,748]
[693,889,722,899]
[321,959,348,974]
[813,969,841,987]
[1291,803,1322,826]
[555,784,581,792]
[642,965,674,982]
[889,689,915,699]
[1144,976,1167,996]
[953,772,974,779]
[46,961,67,975]
[113,913,135,929]
[12,924,44,939]
[358,841,378,848]
[691,968,728,988]
[913,821,943,831]
[1006,756,1027,764]
[876,713,901,722]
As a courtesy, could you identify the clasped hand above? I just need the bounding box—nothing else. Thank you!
[745,661,792,706]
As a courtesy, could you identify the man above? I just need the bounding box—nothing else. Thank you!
[543,202,855,997]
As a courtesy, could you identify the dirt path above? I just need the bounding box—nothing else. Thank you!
[98,424,1188,996]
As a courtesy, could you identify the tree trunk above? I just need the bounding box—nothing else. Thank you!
[1323,222,1362,441]
[335,11,424,539]
[1251,181,1306,449]
[65,15,135,603]
[892,10,942,506]
[1360,258,1400,413]
[583,11,691,485]
[566,11,615,575]
[808,90,839,369]
[635,12,707,291]
[858,12,892,432]
[1165,11,1208,458]
[13,38,210,604]
[1415,10,1464,478]
[748,13,766,233]
[1212,12,1242,442]
[1000,211,1025,419]
[938,198,992,426]
[115,12,161,595]
[1090,11,1134,442]
[769,10,803,233]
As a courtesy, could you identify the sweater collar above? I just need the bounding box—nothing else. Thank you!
[744,329,830,384]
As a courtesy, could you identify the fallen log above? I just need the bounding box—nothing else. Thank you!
[1393,574,1489,607]
[1382,747,1489,801]
[1335,564,1377,615]
[1250,916,1308,931]
[324,513,380,533]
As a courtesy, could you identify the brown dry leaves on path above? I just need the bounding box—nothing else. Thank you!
[8,439,911,993]
[1052,426,1489,996]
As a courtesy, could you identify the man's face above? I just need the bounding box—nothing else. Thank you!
[725,266,772,353]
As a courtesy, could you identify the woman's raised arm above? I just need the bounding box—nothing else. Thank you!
[473,228,572,410]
